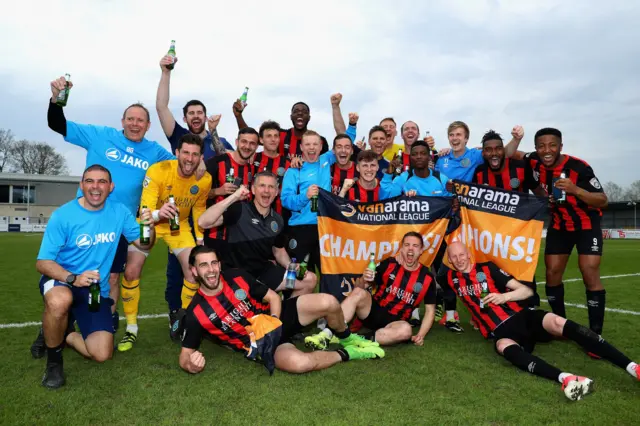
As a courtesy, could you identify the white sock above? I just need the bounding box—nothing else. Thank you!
[411,308,420,320]
[320,328,333,339]
[446,310,455,321]
[558,372,573,383]
[626,362,638,378]
[126,324,138,335]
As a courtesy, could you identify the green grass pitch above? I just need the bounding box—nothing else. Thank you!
[0,233,638,425]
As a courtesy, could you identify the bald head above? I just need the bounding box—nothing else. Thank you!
[447,242,472,273]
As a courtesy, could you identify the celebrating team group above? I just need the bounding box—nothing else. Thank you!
[31,52,639,401]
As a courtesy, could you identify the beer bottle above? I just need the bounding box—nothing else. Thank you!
[226,167,235,184]
[296,254,309,280]
[140,205,150,245]
[56,73,72,107]
[310,195,319,212]
[395,149,403,177]
[166,40,176,70]
[88,278,101,312]
[479,282,489,311]
[240,87,249,107]
[367,253,377,278]
[169,194,180,231]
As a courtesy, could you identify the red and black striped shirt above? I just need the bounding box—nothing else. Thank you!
[181,269,270,352]
[472,158,532,193]
[525,153,603,231]
[372,258,436,321]
[346,181,381,202]
[279,128,329,159]
[253,152,290,214]
[331,162,359,194]
[439,262,524,338]
[205,153,254,240]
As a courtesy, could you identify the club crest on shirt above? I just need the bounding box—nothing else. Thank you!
[143,176,150,188]
[235,289,247,301]
[270,220,279,232]
[190,185,199,195]
[277,167,285,177]
[460,158,471,168]
[289,239,298,250]
[476,272,486,282]
[413,282,423,293]
[510,178,520,188]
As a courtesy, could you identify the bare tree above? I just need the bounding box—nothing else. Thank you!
[10,140,69,175]
[603,181,624,202]
[0,128,15,172]
[622,180,640,201]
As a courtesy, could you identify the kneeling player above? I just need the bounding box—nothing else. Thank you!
[441,242,639,401]
[306,232,436,349]
[35,165,156,388]
[179,246,384,375]
[118,135,212,351]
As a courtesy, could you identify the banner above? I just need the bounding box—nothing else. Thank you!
[445,180,548,282]
[317,189,453,301]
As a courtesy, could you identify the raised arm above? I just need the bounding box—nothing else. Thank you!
[232,100,249,130]
[504,125,524,159]
[156,55,178,138]
[330,93,347,135]
[48,76,72,136]
[197,186,248,230]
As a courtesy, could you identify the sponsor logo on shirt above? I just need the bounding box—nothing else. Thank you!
[75,232,117,250]
[104,148,150,170]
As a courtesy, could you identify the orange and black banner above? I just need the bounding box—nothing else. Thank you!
[445,180,548,282]
[317,189,453,301]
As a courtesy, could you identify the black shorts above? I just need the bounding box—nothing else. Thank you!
[545,227,603,256]
[287,225,321,274]
[253,264,287,291]
[361,301,402,331]
[492,309,554,353]
[279,297,302,344]
[110,235,129,273]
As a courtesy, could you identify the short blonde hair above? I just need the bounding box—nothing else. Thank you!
[302,130,322,143]
[447,121,470,139]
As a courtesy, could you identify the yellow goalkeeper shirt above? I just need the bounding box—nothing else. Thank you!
[141,160,212,239]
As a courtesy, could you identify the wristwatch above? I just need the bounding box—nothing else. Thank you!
[65,274,77,285]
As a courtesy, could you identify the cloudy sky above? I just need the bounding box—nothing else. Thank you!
[1,0,639,186]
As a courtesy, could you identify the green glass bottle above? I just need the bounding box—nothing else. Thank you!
[296,253,309,280]
[88,279,101,312]
[166,40,176,70]
[240,87,249,107]
[56,73,71,107]
[367,253,376,272]
[479,282,489,310]
[169,195,180,231]
[140,205,150,245]
[226,167,235,184]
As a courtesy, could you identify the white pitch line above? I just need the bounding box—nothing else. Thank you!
[0,313,167,330]
[537,273,640,285]
[3,274,640,329]
[540,300,640,316]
